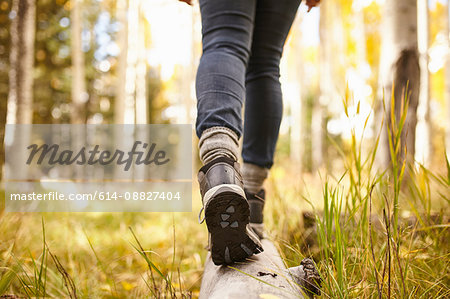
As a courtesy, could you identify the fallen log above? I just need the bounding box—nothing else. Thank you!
[199,239,321,299]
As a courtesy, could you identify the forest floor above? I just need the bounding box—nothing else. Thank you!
[0,154,448,298]
[1,95,450,298]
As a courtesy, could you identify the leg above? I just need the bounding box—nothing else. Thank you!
[242,0,302,237]
[196,0,256,140]
[242,0,302,169]
[196,0,262,265]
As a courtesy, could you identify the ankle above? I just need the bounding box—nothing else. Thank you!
[198,126,239,165]
[245,189,265,223]
[242,162,268,193]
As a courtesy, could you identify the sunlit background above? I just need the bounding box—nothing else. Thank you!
[2,0,449,173]
[0,0,449,297]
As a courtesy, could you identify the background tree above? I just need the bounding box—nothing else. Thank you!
[70,0,86,124]
[6,0,35,125]
[0,0,12,181]
[135,1,148,124]
[378,0,420,169]
[316,0,329,170]
[5,0,35,180]
[416,0,431,167]
[114,0,127,124]
[446,2,450,159]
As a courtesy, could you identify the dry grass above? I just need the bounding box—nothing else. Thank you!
[0,94,449,298]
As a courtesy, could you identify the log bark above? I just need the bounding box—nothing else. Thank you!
[199,239,321,299]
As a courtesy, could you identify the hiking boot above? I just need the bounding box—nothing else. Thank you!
[198,156,263,265]
[245,189,266,239]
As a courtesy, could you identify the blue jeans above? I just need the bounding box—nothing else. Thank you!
[195,0,302,168]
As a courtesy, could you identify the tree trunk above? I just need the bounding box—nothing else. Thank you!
[135,5,147,125]
[288,21,303,167]
[378,0,420,169]
[415,0,431,167]
[70,0,86,124]
[5,0,35,182]
[199,239,321,299]
[316,1,330,170]
[445,2,450,160]
[115,0,128,124]
[6,0,35,125]
[317,0,345,171]
[123,0,139,124]
[114,0,131,180]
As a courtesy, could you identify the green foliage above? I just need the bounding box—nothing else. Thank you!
[269,92,449,298]
[33,0,71,123]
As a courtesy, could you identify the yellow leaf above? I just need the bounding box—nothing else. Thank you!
[121,281,136,291]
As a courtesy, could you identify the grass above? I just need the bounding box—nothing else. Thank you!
[0,202,205,298]
[0,93,449,298]
[270,90,450,298]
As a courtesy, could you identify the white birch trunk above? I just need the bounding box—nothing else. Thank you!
[317,0,343,170]
[70,0,87,180]
[6,0,35,181]
[287,21,303,166]
[134,5,147,180]
[377,0,420,169]
[316,2,330,170]
[415,0,431,167]
[124,0,139,124]
[7,0,35,125]
[114,0,132,179]
[70,0,86,124]
[445,2,450,159]
[135,5,147,125]
[115,0,128,124]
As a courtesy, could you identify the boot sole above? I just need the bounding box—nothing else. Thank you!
[204,184,263,265]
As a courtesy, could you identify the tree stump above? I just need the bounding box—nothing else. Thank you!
[199,239,321,299]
